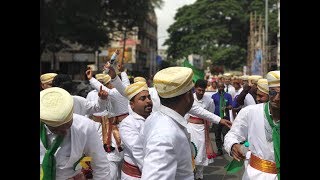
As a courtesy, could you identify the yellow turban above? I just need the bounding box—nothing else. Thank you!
[95,73,111,85]
[134,76,147,83]
[153,67,194,98]
[223,73,232,78]
[241,75,249,80]
[266,70,280,87]
[40,87,74,127]
[249,75,262,84]
[40,73,57,84]
[125,82,149,100]
[257,79,269,94]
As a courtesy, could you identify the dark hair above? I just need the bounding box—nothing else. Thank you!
[52,74,75,94]
[159,93,185,107]
[195,79,207,89]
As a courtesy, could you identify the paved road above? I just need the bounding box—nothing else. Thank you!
[202,132,244,180]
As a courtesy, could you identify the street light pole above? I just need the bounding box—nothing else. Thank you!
[265,0,268,74]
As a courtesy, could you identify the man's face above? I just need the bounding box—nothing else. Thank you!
[47,119,73,136]
[218,83,225,93]
[269,87,280,109]
[131,90,153,118]
[41,81,53,90]
[195,87,205,100]
[256,89,269,103]
[185,89,194,112]
[225,77,231,85]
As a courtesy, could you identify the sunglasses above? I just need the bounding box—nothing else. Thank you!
[269,90,280,97]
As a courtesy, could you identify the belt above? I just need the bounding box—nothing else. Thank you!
[110,113,129,124]
[188,116,204,124]
[122,161,141,178]
[249,153,277,174]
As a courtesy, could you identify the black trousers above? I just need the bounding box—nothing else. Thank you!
[213,118,230,151]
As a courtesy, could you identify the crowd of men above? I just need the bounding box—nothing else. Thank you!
[40,60,280,180]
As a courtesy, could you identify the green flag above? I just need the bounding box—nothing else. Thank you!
[224,159,244,174]
[182,59,205,82]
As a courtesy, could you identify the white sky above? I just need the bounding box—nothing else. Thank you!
[155,0,196,50]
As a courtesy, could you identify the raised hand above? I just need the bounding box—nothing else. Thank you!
[98,85,108,100]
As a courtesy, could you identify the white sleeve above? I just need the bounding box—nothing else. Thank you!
[189,103,221,124]
[119,119,142,166]
[120,72,130,87]
[141,135,177,180]
[224,107,249,156]
[84,121,111,179]
[111,76,127,98]
[74,95,107,116]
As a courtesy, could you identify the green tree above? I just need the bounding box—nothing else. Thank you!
[164,0,279,70]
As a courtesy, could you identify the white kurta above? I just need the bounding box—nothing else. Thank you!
[224,103,277,180]
[189,103,221,125]
[148,87,161,112]
[139,105,194,180]
[225,84,236,99]
[119,112,146,180]
[186,93,215,166]
[72,95,107,116]
[40,114,110,180]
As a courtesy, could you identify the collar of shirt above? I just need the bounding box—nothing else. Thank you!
[131,111,147,121]
[159,105,188,129]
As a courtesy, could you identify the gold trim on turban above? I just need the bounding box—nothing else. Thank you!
[96,73,111,85]
[257,79,269,94]
[134,77,147,83]
[266,70,280,87]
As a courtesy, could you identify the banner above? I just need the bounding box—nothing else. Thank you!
[182,59,205,82]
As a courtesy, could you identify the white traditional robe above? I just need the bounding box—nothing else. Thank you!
[224,103,278,180]
[225,84,236,99]
[186,93,215,166]
[119,112,146,180]
[139,105,194,180]
[40,114,110,180]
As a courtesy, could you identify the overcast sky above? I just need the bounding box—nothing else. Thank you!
[155,0,196,50]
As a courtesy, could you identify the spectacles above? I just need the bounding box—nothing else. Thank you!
[269,90,280,97]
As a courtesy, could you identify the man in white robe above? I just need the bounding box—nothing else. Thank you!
[86,69,129,180]
[138,67,196,180]
[224,71,280,180]
[119,81,152,179]
[40,73,57,90]
[186,79,215,180]
[40,87,111,180]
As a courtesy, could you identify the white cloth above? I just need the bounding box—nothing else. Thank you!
[243,93,256,107]
[224,103,277,180]
[205,90,218,98]
[119,112,145,179]
[40,114,110,180]
[225,84,236,99]
[89,77,129,117]
[72,95,107,116]
[120,72,131,87]
[139,105,194,180]
[148,87,161,112]
[186,93,214,166]
[86,90,110,117]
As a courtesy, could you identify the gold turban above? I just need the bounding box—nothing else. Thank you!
[223,73,232,78]
[134,77,147,83]
[40,73,57,84]
[249,75,262,84]
[40,87,74,127]
[125,82,149,100]
[241,75,249,80]
[266,70,280,87]
[257,79,269,94]
[153,67,194,98]
[96,73,111,85]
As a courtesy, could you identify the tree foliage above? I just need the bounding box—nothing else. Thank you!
[40,0,163,56]
[164,0,279,70]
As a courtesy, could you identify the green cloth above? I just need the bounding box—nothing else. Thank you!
[264,102,280,179]
[224,159,244,174]
[219,92,225,118]
[40,122,64,180]
[182,59,205,82]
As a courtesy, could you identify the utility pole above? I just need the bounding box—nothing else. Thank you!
[265,0,269,74]
[277,0,280,69]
